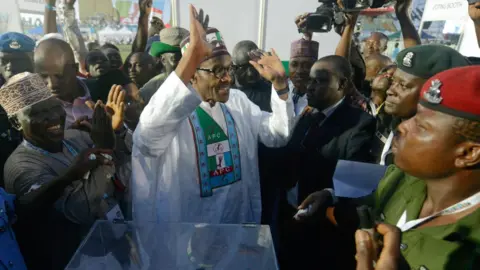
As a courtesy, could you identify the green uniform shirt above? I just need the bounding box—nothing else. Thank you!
[372,165,480,270]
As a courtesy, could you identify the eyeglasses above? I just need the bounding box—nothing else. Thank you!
[197,66,233,79]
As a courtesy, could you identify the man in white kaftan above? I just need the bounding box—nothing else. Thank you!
[132,12,294,225]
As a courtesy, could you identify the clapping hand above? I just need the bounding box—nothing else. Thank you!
[248,49,287,90]
[355,224,401,270]
[88,100,115,150]
[106,85,126,131]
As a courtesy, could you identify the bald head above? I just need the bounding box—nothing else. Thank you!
[364,32,389,57]
[35,39,75,65]
[232,40,258,66]
[34,39,79,102]
[365,53,393,81]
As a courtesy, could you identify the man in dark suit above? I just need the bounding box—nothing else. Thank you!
[277,55,375,270]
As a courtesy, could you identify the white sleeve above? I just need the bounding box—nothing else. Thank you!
[251,85,295,148]
[133,72,201,158]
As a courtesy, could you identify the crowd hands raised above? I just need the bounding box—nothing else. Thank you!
[0,0,479,269]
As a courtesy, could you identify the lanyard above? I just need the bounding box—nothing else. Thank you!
[396,191,480,232]
[380,131,394,165]
[23,140,78,167]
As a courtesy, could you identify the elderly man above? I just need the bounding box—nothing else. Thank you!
[140,27,189,104]
[299,66,480,270]
[289,37,319,115]
[363,32,389,58]
[380,45,470,165]
[132,7,294,225]
[0,73,130,269]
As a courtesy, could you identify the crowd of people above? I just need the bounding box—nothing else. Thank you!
[0,0,480,269]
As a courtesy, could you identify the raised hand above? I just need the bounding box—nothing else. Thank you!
[355,224,401,270]
[175,5,213,84]
[189,6,212,62]
[139,0,153,16]
[469,2,480,24]
[249,49,287,90]
[394,0,413,13]
[106,85,126,131]
[295,13,312,40]
[90,101,115,150]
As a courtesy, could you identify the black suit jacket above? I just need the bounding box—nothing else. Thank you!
[282,101,376,203]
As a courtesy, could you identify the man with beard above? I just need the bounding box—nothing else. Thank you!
[380,45,470,165]
[289,38,319,115]
[1,73,130,269]
[277,55,375,269]
[124,52,157,89]
[35,39,93,128]
[231,40,272,112]
[140,27,189,104]
[132,6,294,225]
[298,66,480,270]
[0,33,36,187]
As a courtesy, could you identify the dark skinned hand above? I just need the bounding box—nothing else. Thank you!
[469,1,480,24]
[67,148,114,179]
[89,100,116,150]
[139,0,153,16]
[249,49,287,90]
[395,0,412,14]
[355,224,401,270]
[295,189,334,221]
[69,115,92,133]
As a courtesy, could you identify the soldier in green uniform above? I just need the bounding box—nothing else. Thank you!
[378,45,470,165]
[298,66,480,270]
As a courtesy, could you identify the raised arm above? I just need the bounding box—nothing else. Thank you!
[395,0,421,48]
[469,1,480,48]
[133,5,213,157]
[132,0,152,53]
[334,1,360,59]
[44,0,58,34]
[60,0,88,74]
[249,49,295,147]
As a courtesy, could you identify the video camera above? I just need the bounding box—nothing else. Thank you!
[303,0,396,33]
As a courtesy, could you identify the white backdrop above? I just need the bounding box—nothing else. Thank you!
[263,0,340,61]
[175,0,340,61]
[176,0,261,57]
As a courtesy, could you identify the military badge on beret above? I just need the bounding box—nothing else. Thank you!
[9,40,21,50]
[423,79,443,104]
[403,52,414,68]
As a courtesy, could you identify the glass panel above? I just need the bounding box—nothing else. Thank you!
[66,221,278,270]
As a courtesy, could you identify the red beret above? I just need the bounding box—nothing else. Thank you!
[419,66,480,121]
